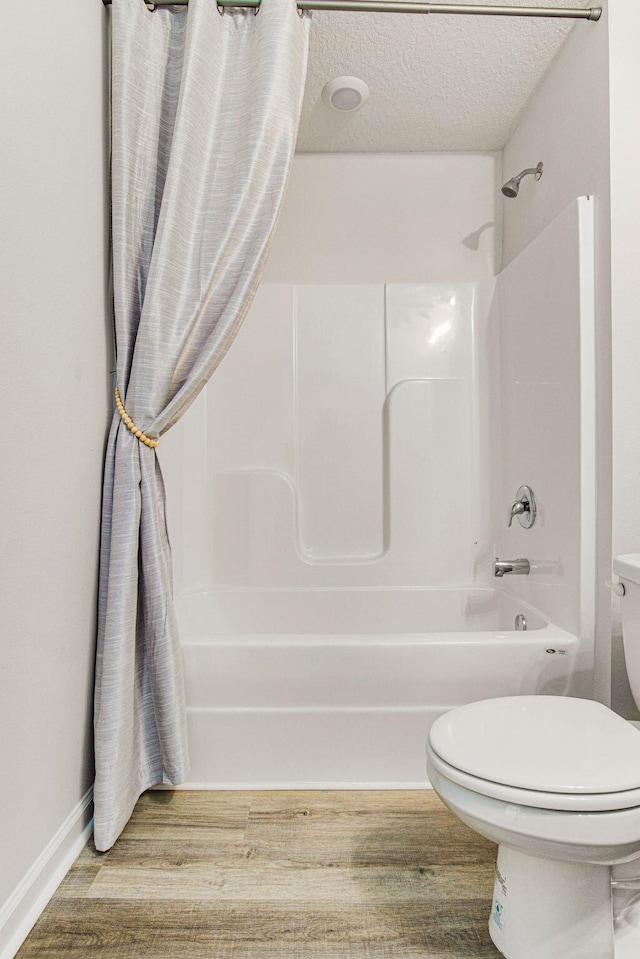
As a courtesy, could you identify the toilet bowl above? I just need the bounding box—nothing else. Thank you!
[425,554,640,959]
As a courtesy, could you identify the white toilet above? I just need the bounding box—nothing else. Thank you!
[426,554,640,959]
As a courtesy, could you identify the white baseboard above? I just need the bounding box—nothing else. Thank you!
[0,788,93,959]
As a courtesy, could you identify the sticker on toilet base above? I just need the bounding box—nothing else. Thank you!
[492,900,506,932]
[491,865,507,934]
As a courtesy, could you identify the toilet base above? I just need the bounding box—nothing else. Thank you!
[488,845,614,959]
[612,865,640,959]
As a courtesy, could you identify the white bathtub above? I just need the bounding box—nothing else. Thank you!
[176,587,583,788]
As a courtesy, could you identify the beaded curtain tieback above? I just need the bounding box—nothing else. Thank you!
[114,388,159,449]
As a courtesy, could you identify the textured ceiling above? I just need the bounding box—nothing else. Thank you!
[297,0,588,151]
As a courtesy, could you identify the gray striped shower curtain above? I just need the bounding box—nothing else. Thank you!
[94,0,308,851]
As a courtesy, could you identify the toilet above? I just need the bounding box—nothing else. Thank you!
[426,554,640,959]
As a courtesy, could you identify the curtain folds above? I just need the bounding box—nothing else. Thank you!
[94,0,309,851]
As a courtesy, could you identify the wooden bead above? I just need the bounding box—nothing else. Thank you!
[114,388,158,450]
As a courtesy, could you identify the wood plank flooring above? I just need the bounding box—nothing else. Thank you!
[16,790,500,959]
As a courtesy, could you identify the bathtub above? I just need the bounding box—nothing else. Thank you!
[176,587,583,788]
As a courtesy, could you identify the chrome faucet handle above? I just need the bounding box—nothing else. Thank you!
[506,485,537,529]
[507,500,527,527]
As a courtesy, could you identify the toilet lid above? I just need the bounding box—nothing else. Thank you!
[429,696,640,794]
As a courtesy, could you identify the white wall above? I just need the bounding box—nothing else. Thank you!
[608,0,640,718]
[264,153,502,283]
[0,0,109,950]
[501,7,615,707]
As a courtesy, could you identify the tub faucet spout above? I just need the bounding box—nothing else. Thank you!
[494,557,530,577]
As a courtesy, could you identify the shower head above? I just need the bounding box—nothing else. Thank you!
[501,161,544,198]
[501,179,520,199]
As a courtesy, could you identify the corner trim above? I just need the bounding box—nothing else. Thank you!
[0,787,93,959]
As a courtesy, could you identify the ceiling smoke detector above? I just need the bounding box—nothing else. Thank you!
[322,76,370,113]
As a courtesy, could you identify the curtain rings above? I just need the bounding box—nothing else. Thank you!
[216,2,261,15]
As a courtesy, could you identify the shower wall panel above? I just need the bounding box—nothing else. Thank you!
[161,282,486,592]
[490,197,595,643]
[295,286,386,561]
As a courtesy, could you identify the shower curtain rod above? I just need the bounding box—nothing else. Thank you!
[102,0,602,21]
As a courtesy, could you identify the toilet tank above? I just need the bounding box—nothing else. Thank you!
[613,554,640,710]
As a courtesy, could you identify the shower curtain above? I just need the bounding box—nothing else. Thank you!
[94,0,309,851]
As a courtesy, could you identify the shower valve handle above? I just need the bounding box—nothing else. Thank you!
[506,486,537,529]
[507,500,527,526]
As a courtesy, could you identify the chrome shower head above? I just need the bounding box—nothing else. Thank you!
[501,179,520,198]
[501,161,543,198]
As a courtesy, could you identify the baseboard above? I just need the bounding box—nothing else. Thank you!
[0,787,93,959]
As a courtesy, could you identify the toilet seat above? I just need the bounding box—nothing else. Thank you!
[427,695,640,812]
[427,744,640,811]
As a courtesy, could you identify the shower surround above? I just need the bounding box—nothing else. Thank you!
[166,281,483,589]
[160,197,595,787]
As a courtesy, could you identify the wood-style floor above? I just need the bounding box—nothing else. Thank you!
[17,790,500,958]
